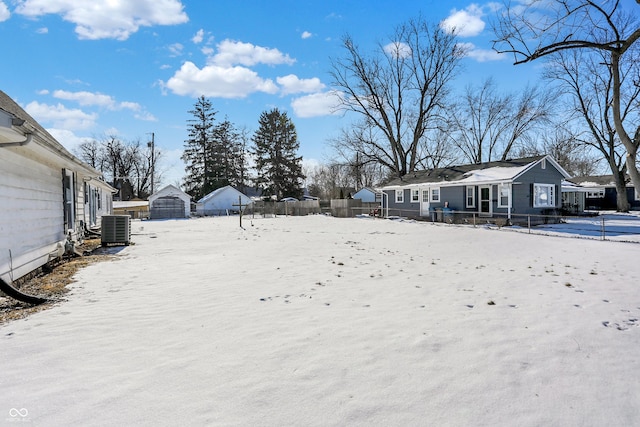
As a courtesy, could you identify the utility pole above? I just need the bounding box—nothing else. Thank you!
[147,132,155,195]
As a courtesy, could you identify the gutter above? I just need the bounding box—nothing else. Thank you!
[0,132,33,147]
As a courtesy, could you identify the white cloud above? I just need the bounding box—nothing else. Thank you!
[0,2,9,22]
[291,91,342,118]
[383,42,412,59]
[277,75,325,96]
[301,31,312,39]
[25,101,98,130]
[15,0,189,40]
[36,27,49,34]
[168,42,184,57]
[163,61,279,98]
[47,128,92,153]
[210,39,295,67]
[53,90,115,107]
[440,4,486,37]
[192,29,204,44]
[52,90,146,112]
[134,111,158,122]
[457,42,505,62]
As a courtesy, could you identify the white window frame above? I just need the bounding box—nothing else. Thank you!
[411,188,419,203]
[430,187,441,203]
[586,189,604,198]
[533,183,555,208]
[498,184,511,208]
[395,189,404,203]
[466,186,475,208]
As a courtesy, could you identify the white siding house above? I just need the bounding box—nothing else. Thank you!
[0,90,115,283]
[196,186,252,216]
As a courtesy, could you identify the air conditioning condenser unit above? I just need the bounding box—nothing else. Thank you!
[101,215,131,246]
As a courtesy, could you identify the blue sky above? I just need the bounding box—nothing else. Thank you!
[0,0,544,186]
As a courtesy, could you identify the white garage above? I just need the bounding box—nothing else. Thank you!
[149,185,191,219]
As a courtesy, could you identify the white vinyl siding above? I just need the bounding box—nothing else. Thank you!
[0,148,66,281]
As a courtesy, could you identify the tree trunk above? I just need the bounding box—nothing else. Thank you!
[613,171,630,212]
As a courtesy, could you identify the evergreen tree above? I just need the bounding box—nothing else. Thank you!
[212,119,248,190]
[252,108,305,200]
[182,96,217,200]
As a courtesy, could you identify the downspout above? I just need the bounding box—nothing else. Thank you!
[0,132,33,147]
[508,183,512,223]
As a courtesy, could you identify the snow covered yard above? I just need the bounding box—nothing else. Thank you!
[2,215,640,426]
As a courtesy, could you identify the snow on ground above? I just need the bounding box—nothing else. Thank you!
[2,215,640,426]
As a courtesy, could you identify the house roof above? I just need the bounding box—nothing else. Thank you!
[382,155,570,189]
[0,90,109,181]
[150,184,191,199]
[197,185,251,204]
[571,175,632,188]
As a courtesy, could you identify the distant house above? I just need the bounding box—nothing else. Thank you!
[381,155,570,224]
[570,175,640,211]
[0,90,115,283]
[149,185,191,219]
[561,180,588,215]
[352,187,378,203]
[196,185,252,216]
[113,199,150,219]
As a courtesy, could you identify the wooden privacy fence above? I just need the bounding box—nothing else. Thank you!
[330,199,381,218]
[247,200,322,216]
[246,199,380,217]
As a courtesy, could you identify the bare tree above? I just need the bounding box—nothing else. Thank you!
[544,48,639,210]
[492,0,640,197]
[448,78,552,163]
[76,135,161,200]
[516,123,601,177]
[330,16,464,178]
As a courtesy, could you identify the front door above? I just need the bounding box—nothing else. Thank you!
[479,185,492,216]
[419,188,430,216]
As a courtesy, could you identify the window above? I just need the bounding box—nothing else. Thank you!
[498,184,510,208]
[411,189,419,203]
[395,189,404,203]
[430,187,440,203]
[422,190,429,203]
[533,183,555,208]
[466,186,475,208]
[587,189,604,198]
[635,189,640,201]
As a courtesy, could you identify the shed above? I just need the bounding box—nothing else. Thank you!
[149,185,191,219]
[352,187,378,203]
[0,90,115,283]
[196,185,252,216]
[381,155,570,224]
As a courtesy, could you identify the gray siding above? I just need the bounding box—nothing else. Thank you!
[511,162,563,215]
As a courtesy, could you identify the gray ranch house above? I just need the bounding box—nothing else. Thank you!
[381,155,570,224]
